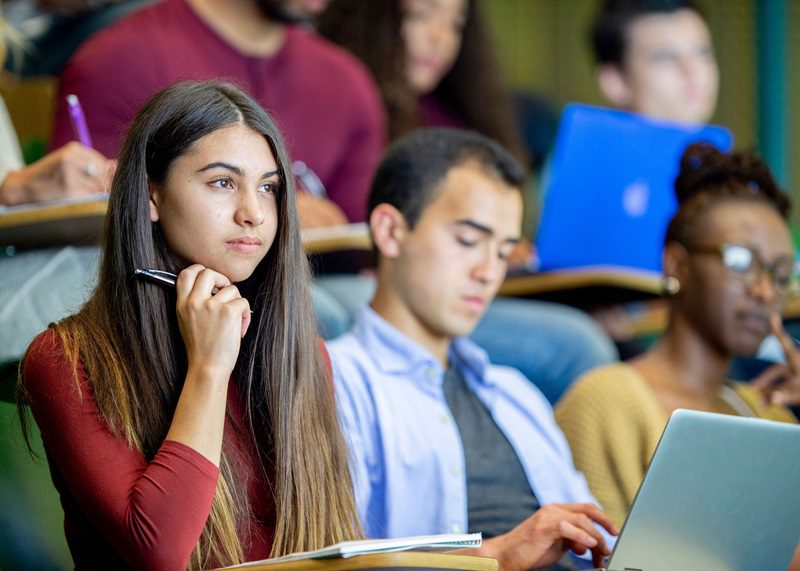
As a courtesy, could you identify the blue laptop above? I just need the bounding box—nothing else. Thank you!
[536,104,733,272]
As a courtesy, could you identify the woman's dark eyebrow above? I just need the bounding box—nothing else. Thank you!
[197,162,243,175]
[197,163,280,180]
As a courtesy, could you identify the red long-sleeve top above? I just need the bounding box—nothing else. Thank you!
[23,330,276,570]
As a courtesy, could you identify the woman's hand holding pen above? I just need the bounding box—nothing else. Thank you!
[752,313,800,407]
[0,142,116,206]
[176,265,252,380]
[167,265,251,466]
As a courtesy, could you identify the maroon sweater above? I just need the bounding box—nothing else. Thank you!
[51,0,387,222]
[23,331,276,570]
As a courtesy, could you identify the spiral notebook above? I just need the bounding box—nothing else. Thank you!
[225,533,483,567]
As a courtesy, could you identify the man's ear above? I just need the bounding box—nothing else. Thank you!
[597,64,634,109]
[148,180,160,222]
[369,203,407,259]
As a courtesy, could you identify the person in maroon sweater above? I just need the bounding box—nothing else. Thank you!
[50,0,387,225]
[21,81,361,570]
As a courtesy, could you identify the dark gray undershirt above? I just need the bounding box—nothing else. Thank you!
[443,366,576,571]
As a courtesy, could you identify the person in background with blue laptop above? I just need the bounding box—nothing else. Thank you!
[555,143,800,568]
[587,0,720,353]
[329,128,618,571]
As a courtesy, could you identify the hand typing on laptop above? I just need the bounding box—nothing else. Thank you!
[468,503,618,570]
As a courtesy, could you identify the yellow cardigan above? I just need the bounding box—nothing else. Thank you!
[554,363,797,527]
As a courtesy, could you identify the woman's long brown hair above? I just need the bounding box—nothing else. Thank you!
[18,81,361,568]
[318,0,526,164]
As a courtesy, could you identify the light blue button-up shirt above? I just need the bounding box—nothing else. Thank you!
[328,307,615,566]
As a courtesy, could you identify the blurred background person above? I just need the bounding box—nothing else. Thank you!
[592,0,719,126]
[0,13,114,369]
[49,0,386,226]
[317,0,618,404]
[587,0,721,354]
[0,10,114,206]
[319,0,527,164]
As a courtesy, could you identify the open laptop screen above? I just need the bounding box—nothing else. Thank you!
[536,104,733,272]
[599,409,800,571]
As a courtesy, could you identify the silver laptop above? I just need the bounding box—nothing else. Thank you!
[593,409,800,571]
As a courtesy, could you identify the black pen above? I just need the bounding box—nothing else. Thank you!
[133,267,254,313]
[134,268,177,287]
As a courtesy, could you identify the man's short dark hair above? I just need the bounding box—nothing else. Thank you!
[367,128,525,229]
[591,0,704,66]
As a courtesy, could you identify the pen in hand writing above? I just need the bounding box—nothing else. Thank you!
[66,94,94,149]
[134,268,254,313]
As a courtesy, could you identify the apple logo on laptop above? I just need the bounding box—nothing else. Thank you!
[622,180,649,218]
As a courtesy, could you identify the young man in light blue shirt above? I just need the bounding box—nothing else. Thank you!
[328,129,617,570]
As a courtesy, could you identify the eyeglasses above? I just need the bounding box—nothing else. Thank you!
[684,242,800,299]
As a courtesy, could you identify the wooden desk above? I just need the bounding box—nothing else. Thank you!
[302,223,373,275]
[301,223,371,255]
[499,266,662,307]
[216,552,497,571]
[0,197,107,249]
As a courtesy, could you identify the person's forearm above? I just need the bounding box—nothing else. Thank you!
[165,364,230,466]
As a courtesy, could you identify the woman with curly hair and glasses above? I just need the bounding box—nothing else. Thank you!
[556,142,800,530]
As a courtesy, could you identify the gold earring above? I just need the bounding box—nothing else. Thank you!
[662,276,681,296]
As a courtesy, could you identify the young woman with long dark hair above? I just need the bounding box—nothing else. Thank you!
[317,0,525,164]
[19,80,361,570]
